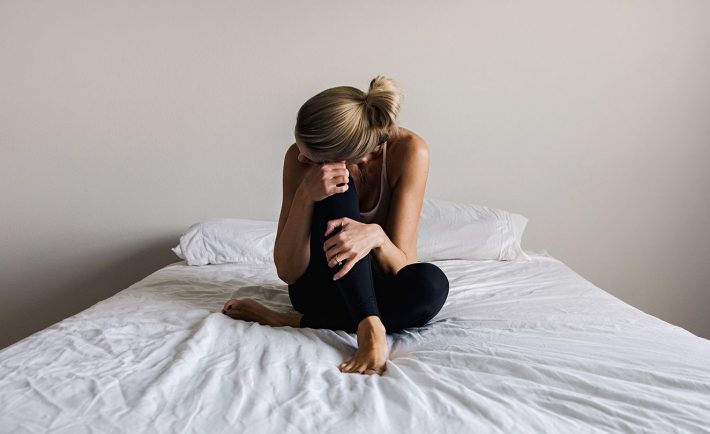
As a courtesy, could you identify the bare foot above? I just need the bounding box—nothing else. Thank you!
[222,298,303,328]
[338,316,388,375]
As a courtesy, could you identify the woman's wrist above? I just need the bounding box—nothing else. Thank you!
[295,182,314,206]
[369,224,410,276]
[370,223,387,250]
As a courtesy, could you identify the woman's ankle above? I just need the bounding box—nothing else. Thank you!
[357,315,385,333]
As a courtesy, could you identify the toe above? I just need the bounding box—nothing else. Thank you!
[377,364,387,375]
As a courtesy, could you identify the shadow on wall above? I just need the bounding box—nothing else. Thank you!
[0,236,179,350]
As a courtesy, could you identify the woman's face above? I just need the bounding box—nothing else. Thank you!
[295,140,383,166]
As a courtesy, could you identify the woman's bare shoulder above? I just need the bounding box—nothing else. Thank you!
[285,142,315,169]
[285,142,299,162]
[282,142,311,189]
[391,127,428,154]
[388,127,430,183]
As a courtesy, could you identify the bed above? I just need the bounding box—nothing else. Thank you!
[1,247,709,433]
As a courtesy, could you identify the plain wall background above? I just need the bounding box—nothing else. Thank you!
[2,0,709,349]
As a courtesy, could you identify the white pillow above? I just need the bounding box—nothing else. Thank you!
[416,198,530,261]
[172,218,276,266]
[172,199,530,266]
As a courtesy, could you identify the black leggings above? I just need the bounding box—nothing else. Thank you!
[288,174,449,334]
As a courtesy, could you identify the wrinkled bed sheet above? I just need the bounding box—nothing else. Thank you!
[1,250,709,433]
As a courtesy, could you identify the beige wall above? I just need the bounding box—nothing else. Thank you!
[2,1,709,349]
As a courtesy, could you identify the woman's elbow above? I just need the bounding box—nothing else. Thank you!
[274,253,296,285]
[273,259,289,283]
[277,269,297,285]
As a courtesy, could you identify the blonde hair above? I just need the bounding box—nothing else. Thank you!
[294,75,402,161]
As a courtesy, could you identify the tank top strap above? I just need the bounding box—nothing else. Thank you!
[381,141,389,193]
[359,141,389,220]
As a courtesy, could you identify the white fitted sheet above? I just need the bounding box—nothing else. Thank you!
[1,250,709,433]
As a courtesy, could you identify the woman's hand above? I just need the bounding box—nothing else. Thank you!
[297,158,350,203]
[323,218,385,281]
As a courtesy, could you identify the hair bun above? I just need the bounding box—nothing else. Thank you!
[363,75,402,133]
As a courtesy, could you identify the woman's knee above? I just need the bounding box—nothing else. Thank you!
[288,282,308,313]
[398,262,449,302]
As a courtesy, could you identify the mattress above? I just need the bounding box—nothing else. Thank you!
[1,250,709,433]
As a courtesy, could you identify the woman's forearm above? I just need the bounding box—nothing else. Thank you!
[370,224,414,276]
[274,185,314,285]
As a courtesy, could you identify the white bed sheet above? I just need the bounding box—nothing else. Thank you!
[1,250,709,433]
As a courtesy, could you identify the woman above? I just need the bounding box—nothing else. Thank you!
[222,75,449,376]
